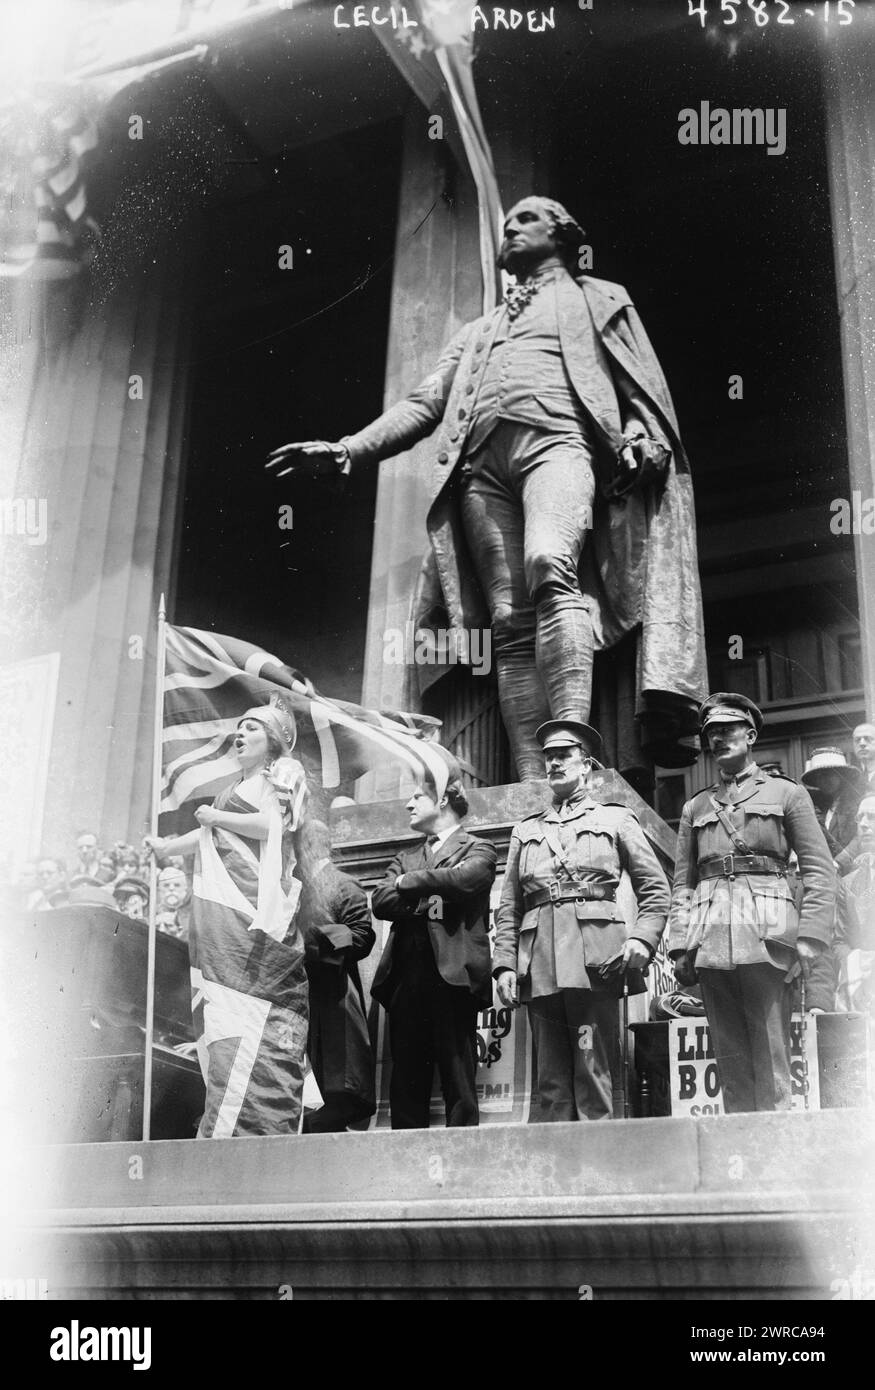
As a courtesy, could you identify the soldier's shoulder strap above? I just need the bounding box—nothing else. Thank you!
[513,812,545,841]
[539,819,584,882]
[692,781,719,799]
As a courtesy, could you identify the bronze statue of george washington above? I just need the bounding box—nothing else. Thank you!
[268,196,706,779]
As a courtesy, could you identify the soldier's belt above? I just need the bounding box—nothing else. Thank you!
[524,882,617,910]
[699,853,789,879]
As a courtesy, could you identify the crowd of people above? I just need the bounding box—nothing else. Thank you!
[6,835,192,938]
[8,706,875,1137]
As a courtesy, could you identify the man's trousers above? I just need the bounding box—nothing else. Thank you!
[386,928,480,1129]
[698,963,793,1112]
[527,988,619,1122]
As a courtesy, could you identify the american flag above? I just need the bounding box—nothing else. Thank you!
[160,624,450,833]
[0,91,100,281]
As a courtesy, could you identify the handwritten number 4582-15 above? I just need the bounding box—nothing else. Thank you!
[688,1,854,26]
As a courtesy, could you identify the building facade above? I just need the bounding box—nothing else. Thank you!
[1,0,873,859]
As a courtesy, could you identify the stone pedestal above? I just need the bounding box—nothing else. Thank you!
[16,1109,873,1298]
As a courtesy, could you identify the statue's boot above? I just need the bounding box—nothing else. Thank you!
[495,653,551,781]
[535,591,595,724]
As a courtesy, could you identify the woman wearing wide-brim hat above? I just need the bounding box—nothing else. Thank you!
[801,748,864,857]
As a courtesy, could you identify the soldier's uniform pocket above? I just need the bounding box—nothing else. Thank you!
[748,876,798,949]
[517,923,536,980]
[740,802,788,857]
[686,878,720,951]
[577,822,619,872]
[692,809,722,861]
[517,823,543,885]
[578,913,626,971]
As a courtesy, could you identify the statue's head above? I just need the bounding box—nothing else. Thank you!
[497,196,585,277]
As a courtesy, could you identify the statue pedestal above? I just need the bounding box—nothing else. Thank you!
[19,1110,871,1298]
[330,770,676,880]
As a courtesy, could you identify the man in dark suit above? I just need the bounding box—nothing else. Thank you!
[370,750,497,1129]
[268,196,705,775]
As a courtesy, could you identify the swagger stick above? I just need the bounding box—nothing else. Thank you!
[142,594,167,1141]
[622,979,630,1119]
[799,974,810,1112]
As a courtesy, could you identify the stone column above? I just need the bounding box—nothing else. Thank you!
[1,258,192,857]
[823,12,875,714]
[360,104,483,719]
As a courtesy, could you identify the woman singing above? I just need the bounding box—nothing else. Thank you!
[146,696,310,1137]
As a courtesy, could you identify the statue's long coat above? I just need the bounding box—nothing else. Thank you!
[346,275,707,711]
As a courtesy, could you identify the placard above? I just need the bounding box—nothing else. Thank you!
[668,1013,820,1116]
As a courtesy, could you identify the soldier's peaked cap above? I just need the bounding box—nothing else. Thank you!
[536,720,603,758]
[698,692,763,737]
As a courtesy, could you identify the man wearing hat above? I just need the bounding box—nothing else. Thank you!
[801,748,863,859]
[113,875,150,921]
[668,693,835,1112]
[493,720,670,1122]
[371,747,497,1128]
[67,876,118,910]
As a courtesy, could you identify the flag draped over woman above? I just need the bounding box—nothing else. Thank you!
[151,622,455,1135]
[147,695,311,1138]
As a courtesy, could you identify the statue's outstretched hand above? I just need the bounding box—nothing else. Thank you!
[266,439,350,479]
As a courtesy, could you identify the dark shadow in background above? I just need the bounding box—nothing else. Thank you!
[175,119,402,703]
[178,9,857,723]
[478,12,857,706]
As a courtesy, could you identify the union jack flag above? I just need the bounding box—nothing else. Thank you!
[160,624,449,833]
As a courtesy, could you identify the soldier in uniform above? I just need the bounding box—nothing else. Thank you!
[668,693,835,1113]
[493,720,670,1122]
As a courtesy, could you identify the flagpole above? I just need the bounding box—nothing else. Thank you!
[142,593,167,1142]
